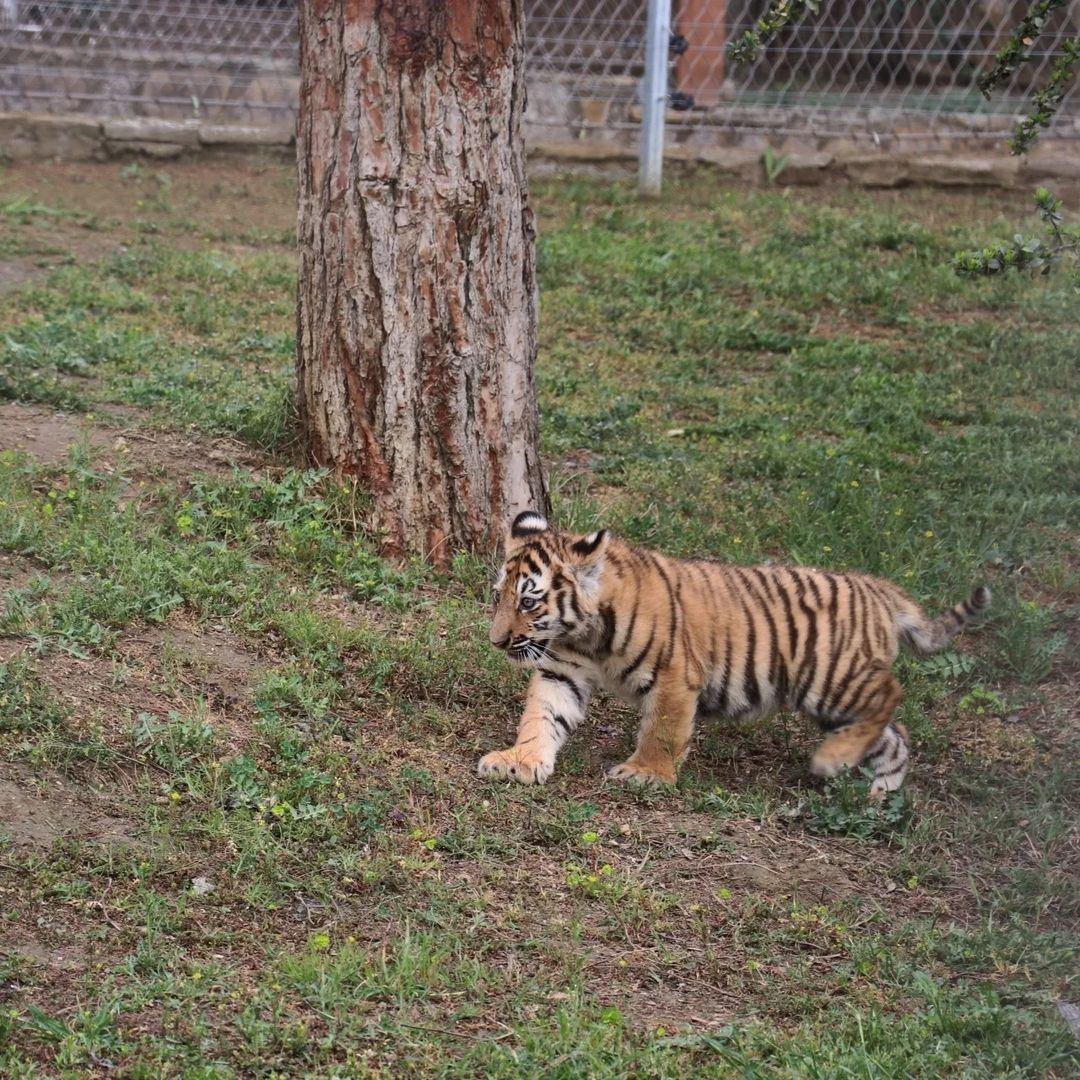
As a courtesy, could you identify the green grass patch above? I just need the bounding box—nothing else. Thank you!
[0,165,1075,1076]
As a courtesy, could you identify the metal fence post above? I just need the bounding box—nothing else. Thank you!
[638,0,671,197]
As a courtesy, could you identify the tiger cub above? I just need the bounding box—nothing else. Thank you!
[478,511,990,797]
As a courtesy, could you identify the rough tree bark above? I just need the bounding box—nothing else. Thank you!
[296,0,548,567]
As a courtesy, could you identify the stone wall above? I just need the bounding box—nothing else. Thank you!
[2,110,1077,196]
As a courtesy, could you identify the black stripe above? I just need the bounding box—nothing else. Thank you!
[715,634,733,714]
[522,554,543,578]
[792,573,819,707]
[566,588,583,622]
[864,580,896,641]
[840,666,881,720]
[816,576,845,707]
[557,588,572,625]
[680,623,702,688]
[739,599,760,710]
[691,561,714,592]
[550,713,572,737]
[650,555,680,666]
[540,672,585,709]
[637,672,656,696]
[866,739,902,768]
[872,762,907,781]
[844,577,858,652]
[691,563,720,673]
[528,543,551,567]
[823,583,862,713]
[853,579,873,658]
[747,568,784,697]
[595,603,617,657]
[571,530,607,557]
[816,713,851,732]
[775,570,800,662]
[620,630,655,681]
[824,656,862,716]
[617,595,640,654]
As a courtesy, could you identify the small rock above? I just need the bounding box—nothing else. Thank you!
[1058,1001,1080,1041]
[191,876,215,897]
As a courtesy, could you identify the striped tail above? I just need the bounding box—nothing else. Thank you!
[897,586,991,655]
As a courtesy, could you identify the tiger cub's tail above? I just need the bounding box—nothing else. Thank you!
[896,586,992,655]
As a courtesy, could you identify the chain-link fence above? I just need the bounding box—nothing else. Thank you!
[1,1,1077,145]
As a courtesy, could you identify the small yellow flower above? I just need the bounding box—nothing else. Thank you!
[924,530,934,539]
[191,970,203,981]
[850,480,859,488]
[822,545,832,553]
[169,791,181,802]
[733,537,742,545]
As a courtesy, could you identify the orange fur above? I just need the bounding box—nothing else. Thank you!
[478,512,989,797]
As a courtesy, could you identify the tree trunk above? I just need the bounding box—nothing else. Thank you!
[296,0,548,567]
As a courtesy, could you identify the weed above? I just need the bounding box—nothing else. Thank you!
[798,769,909,840]
[762,146,789,184]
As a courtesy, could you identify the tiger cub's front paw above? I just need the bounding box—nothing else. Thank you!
[606,759,676,787]
[477,748,554,786]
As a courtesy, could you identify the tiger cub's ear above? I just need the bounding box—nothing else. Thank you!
[568,529,608,592]
[569,529,608,559]
[505,510,549,551]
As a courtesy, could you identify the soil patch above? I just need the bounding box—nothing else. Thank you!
[134,620,266,716]
[1,160,296,250]
[0,228,119,296]
[0,762,135,850]
[37,615,266,753]
[0,401,265,480]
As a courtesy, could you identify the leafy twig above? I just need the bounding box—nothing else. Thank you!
[1008,36,1080,154]
[728,0,820,65]
[977,0,1071,95]
[953,188,1078,277]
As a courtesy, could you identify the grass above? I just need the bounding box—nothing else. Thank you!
[0,160,1076,1077]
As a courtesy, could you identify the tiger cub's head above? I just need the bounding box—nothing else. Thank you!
[489,510,609,666]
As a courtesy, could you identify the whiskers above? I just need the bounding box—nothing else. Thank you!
[508,638,550,665]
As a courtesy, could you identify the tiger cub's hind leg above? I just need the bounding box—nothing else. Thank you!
[862,720,910,799]
[809,670,909,800]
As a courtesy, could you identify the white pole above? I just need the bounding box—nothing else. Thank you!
[638,0,671,197]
